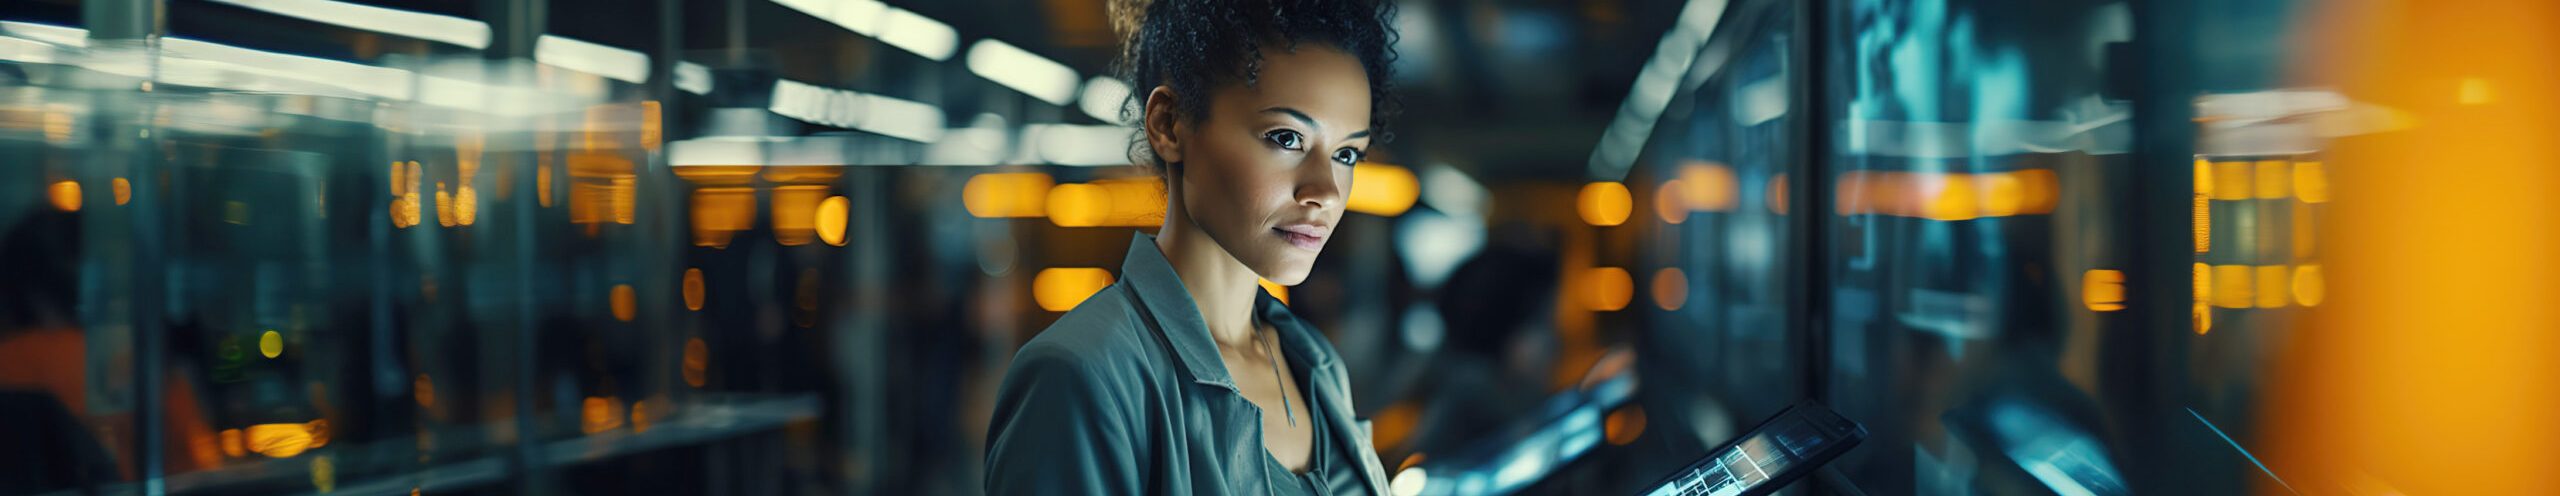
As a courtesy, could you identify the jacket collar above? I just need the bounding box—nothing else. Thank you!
[1256,288,1341,372]
[1118,232,1340,391]
[1120,232,1385,494]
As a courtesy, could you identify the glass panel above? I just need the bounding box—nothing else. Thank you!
[1821,0,2138,493]
[0,84,143,495]
[0,37,804,493]
[1639,0,1801,458]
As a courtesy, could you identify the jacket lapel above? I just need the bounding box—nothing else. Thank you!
[1118,233,1266,494]
[1124,231,1391,494]
[1261,293,1392,495]
[1118,232,1237,392]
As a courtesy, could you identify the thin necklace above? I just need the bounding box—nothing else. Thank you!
[1259,321,1296,428]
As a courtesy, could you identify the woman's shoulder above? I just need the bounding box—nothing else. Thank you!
[1005,283,1161,383]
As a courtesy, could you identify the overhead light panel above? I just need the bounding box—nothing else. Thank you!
[772,0,958,61]
[1078,76,1135,124]
[1017,124,1134,165]
[769,79,947,143]
[878,8,958,61]
[675,62,715,95]
[968,40,1079,106]
[0,21,89,47]
[535,35,650,84]
[1588,0,1730,180]
[208,0,492,49]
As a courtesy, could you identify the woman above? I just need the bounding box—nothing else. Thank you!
[983,0,1399,493]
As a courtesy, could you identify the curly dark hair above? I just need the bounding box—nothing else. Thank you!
[1113,0,1401,173]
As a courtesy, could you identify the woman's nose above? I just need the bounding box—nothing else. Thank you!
[1294,156,1346,210]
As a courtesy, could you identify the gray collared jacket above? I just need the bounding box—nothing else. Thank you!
[985,233,1390,495]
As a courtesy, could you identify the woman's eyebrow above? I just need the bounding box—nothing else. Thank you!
[1260,107,1370,141]
[1261,107,1320,129]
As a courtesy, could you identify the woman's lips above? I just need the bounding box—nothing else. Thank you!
[1274,224,1329,251]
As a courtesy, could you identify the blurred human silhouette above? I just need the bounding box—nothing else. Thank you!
[0,207,217,492]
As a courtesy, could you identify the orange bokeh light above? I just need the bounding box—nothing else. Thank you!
[1577,182,1633,226]
[1046,178,1167,228]
[1580,267,1634,311]
[1346,163,1419,216]
[963,172,1054,218]
[1651,268,1688,311]
[609,284,636,322]
[47,180,79,212]
[682,268,706,311]
[1603,405,1647,446]
[1033,268,1115,312]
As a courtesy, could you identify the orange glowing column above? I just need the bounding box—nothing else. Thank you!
[2265,1,2560,493]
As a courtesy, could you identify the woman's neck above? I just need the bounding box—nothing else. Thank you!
[1155,207,1264,349]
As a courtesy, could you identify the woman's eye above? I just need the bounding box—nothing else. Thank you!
[1333,148,1363,166]
[1264,130,1305,150]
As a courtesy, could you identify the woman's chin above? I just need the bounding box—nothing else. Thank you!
[1250,259,1315,287]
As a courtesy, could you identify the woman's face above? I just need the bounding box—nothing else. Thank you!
[1149,45,1373,286]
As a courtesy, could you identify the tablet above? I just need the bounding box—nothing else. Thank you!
[1640,400,1867,496]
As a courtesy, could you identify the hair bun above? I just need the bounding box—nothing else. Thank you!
[1109,0,1153,57]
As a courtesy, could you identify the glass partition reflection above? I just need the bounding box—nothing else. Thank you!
[1819,0,2138,493]
[0,40,812,494]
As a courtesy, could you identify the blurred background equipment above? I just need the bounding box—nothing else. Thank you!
[0,0,2552,494]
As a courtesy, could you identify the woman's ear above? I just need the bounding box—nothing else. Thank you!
[1142,86,1185,165]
